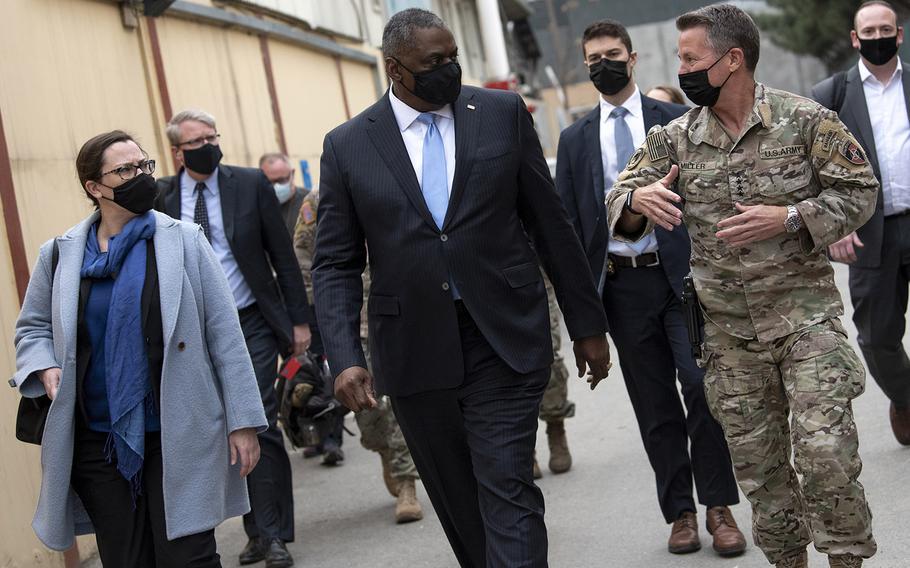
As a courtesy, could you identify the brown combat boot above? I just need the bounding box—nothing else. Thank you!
[546,420,572,474]
[776,549,808,568]
[394,479,423,524]
[705,506,746,556]
[379,450,399,497]
[890,403,910,445]
[829,554,864,567]
[532,451,542,479]
[668,511,701,554]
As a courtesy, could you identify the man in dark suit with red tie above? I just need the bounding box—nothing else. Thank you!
[312,8,610,568]
[554,20,745,557]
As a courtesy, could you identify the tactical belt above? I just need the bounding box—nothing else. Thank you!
[885,209,910,220]
[608,252,660,269]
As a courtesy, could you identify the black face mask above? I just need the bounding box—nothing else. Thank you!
[100,173,159,214]
[395,59,462,106]
[182,143,223,176]
[859,36,899,66]
[589,58,631,96]
[678,50,733,107]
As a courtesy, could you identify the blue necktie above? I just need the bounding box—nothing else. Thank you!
[416,112,459,298]
[417,113,448,229]
[610,106,634,177]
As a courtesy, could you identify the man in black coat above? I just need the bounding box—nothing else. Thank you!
[554,20,744,557]
[312,9,609,568]
[812,0,910,445]
[156,109,311,568]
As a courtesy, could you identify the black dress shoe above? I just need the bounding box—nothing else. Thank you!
[238,538,265,565]
[264,537,294,568]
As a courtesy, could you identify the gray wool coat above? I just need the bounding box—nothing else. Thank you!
[12,210,268,550]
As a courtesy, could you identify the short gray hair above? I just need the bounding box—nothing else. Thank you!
[166,109,217,146]
[381,8,449,59]
[259,152,290,168]
[676,4,760,71]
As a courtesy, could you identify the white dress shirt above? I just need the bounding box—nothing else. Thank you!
[389,85,456,196]
[860,60,910,216]
[179,169,255,309]
[600,87,658,255]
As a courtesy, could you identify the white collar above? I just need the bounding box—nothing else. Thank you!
[858,58,902,86]
[389,85,454,132]
[600,85,642,122]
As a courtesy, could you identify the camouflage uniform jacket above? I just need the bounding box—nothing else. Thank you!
[607,83,878,342]
[293,191,370,341]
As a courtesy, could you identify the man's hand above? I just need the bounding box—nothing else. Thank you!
[39,367,61,400]
[716,203,788,247]
[627,164,683,231]
[229,427,261,478]
[572,335,612,390]
[828,232,864,264]
[334,366,377,412]
[292,324,312,357]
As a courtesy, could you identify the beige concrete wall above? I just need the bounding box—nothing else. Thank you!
[0,0,380,565]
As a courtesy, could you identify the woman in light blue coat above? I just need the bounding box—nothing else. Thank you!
[12,130,267,566]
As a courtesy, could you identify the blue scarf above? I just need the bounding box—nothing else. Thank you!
[81,212,156,499]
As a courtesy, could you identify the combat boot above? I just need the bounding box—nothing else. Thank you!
[532,451,542,479]
[379,450,400,497]
[395,478,423,524]
[546,420,572,474]
[829,554,863,567]
[776,549,808,568]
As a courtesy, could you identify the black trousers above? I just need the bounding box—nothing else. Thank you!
[391,302,549,568]
[239,304,295,543]
[71,423,220,567]
[850,214,910,407]
[603,264,739,523]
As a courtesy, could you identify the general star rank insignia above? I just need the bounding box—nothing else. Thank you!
[626,147,645,170]
[838,140,867,165]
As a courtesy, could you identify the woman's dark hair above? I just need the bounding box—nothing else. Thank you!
[75,130,137,206]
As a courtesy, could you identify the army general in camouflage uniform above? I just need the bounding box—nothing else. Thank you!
[607,5,877,568]
[293,191,423,524]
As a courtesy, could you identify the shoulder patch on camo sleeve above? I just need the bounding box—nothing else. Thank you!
[301,200,316,224]
[645,130,669,161]
[838,139,867,165]
[626,147,645,170]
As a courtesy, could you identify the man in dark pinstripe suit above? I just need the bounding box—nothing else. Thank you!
[313,9,609,568]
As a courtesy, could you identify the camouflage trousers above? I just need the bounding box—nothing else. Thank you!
[359,340,418,481]
[539,273,574,423]
[702,318,876,563]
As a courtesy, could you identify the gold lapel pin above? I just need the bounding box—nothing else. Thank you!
[467,104,476,110]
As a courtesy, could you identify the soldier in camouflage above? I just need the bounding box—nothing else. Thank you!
[294,191,423,524]
[533,273,574,478]
[607,5,877,568]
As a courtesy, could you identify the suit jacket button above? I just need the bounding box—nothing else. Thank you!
[178,342,186,351]
[440,234,448,242]
[442,282,450,291]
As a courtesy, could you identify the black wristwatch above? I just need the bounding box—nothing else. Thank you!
[625,189,641,214]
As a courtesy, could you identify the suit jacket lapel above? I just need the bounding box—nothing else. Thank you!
[641,94,662,131]
[366,95,438,230]
[583,107,604,248]
[164,173,182,219]
[841,66,879,173]
[152,213,183,343]
[442,90,479,231]
[902,61,910,126]
[218,166,237,244]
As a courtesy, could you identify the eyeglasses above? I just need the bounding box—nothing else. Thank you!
[177,133,221,149]
[100,159,156,181]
